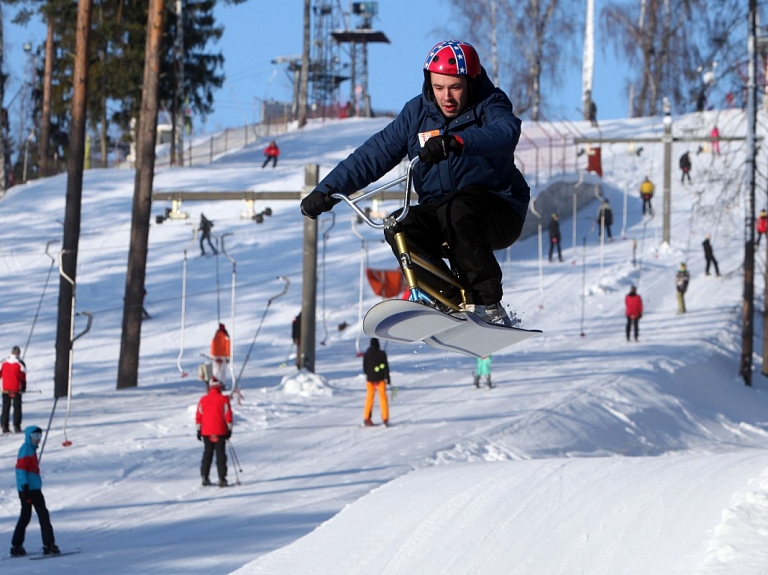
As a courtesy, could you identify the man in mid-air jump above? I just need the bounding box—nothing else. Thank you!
[300,40,529,327]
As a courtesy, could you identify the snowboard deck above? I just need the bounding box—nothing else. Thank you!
[28,548,82,560]
[363,300,541,358]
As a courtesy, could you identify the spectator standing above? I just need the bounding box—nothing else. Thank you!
[362,338,390,427]
[195,378,232,487]
[597,199,613,241]
[702,234,720,276]
[473,355,492,388]
[710,126,721,155]
[639,176,655,215]
[262,141,279,168]
[1,346,26,434]
[679,152,692,183]
[11,426,59,556]
[292,312,302,370]
[625,286,643,342]
[757,210,767,246]
[548,213,563,262]
[198,213,217,256]
[676,263,690,314]
[210,324,231,386]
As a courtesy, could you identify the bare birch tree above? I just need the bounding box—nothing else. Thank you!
[449,0,577,120]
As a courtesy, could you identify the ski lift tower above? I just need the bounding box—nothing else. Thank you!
[332,2,389,118]
[311,3,348,119]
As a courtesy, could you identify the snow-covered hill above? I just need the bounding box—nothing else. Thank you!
[1,110,768,574]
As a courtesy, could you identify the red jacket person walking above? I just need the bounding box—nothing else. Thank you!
[1,345,26,433]
[196,378,233,486]
[625,285,643,342]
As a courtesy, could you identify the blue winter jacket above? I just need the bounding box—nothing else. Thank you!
[314,67,530,219]
[15,426,42,491]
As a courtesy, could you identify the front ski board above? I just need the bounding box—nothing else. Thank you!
[363,300,541,358]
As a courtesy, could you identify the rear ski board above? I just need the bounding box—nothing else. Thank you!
[363,300,541,358]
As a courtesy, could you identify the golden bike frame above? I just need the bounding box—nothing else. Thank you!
[332,157,466,312]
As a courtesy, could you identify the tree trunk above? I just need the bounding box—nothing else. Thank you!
[116,0,164,389]
[0,7,5,193]
[40,18,53,177]
[54,0,92,399]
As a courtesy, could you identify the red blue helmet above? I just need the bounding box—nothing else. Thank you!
[423,40,481,78]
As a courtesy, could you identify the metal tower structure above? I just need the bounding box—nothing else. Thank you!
[332,2,389,118]
[310,2,347,118]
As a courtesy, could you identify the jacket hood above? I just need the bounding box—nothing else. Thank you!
[24,425,42,447]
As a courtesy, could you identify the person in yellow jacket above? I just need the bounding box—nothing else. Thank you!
[640,176,654,215]
[210,324,231,387]
[362,338,390,427]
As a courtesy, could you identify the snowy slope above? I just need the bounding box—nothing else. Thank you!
[1,110,768,575]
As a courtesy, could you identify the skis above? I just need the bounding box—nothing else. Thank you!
[363,300,541,358]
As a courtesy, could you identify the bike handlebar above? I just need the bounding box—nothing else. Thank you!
[330,156,419,230]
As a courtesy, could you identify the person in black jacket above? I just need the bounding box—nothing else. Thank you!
[597,199,613,241]
[680,151,692,183]
[198,214,217,256]
[702,234,720,276]
[362,338,390,427]
[548,213,563,262]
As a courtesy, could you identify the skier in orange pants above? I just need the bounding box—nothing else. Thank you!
[362,338,390,426]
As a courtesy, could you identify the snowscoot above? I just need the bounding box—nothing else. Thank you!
[331,157,541,358]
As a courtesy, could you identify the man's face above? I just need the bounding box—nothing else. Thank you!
[430,72,468,118]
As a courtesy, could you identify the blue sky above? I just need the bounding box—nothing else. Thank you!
[1,0,633,135]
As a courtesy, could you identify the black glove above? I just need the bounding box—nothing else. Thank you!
[196,430,202,442]
[418,135,462,165]
[301,190,338,219]
[20,485,31,503]
[224,430,232,440]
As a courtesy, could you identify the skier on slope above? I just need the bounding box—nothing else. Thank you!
[11,426,60,557]
[362,338,390,427]
[210,324,231,387]
[196,378,232,487]
[300,39,530,327]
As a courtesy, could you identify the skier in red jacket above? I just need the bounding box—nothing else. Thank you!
[1,346,26,434]
[625,285,643,342]
[757,210,767,246]
[195,378,233,486]
[262,140,279,168]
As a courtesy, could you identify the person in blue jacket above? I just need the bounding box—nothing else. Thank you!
[10,426,59,556]
[301,40,529,326]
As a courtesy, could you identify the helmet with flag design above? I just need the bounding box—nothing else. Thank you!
[423,40,481,79]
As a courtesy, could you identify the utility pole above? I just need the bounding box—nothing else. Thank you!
[54,0,92,399]
[662,106,672,245]
[743,0,757,385]
[299,164,319,372]
[298,0,310,128]
[172,0,184,166]
[582,0,594,121]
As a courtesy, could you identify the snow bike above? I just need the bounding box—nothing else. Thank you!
[331,157,541,358]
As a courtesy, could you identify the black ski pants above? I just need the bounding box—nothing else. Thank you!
[1,392,22,432]
[201,437,227,482]
[384,189,524,305]
[626,317,640,341]
[200,233,217,255]
[12,490,55,548]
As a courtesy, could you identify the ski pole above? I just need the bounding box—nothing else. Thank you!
[38,397,58,464]
[227,440,242,485]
